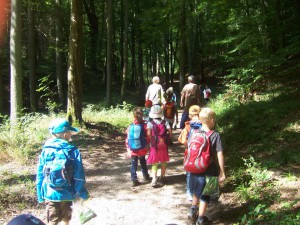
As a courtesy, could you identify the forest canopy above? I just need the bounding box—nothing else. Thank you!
[0,0,299,120]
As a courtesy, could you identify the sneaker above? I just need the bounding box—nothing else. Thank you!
[187,206,198,223]
[132,180,141,187]
[187,194,193,202]
[143,174,151,181]
[196,216,211,225]
[160,176,167,184]
[151,179,159,188]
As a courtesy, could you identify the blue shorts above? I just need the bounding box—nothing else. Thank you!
[190,173,210,202]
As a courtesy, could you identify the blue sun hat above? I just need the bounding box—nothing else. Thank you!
[49,118,79,134]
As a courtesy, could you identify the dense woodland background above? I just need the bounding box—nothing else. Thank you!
[0,1,300,224]
[0,0,299,123]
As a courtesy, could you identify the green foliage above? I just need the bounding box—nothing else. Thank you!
[235,157,275,202]
[82,102,133,130]
[0,170,36,212]
[0,113,55,163]
[213,87,300,224]
[236,202,300,225]
[0,102,135,162]
[36,75,61,113]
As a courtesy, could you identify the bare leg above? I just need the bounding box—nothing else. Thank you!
[198,200,208,217]
[61,220,70,225]
[160,162,167,177]
[192,194,199,206]
[151,163,158,187]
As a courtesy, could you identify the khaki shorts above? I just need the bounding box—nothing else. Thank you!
[46,201,73,224]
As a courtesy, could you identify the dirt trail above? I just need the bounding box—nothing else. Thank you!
[2,111,243,225]
[66,113,242,225]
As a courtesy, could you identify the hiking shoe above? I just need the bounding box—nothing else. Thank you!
[196,216,211,225]
[187,206,198,224]
[143,174,151,181]
[132,180,141,187]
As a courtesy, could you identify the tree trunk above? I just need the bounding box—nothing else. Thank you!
[106,0,113,106]
[83,0,99,74]
[10,0,22,126]
[121,0,128,98]
[67,0,83,124]
[137,35,144,89]
[164,31,170,87]
[55,0,66,108]
[28,0,37,112]
[0,50,3,113]
[131,25,136,87]
[179,0,187,91]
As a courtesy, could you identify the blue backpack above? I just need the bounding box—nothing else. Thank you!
[127,123,147,151]
[43,147,73,188]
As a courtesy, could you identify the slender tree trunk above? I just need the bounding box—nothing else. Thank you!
[164,31,170,87]
[106,0,113,106]
[28,0,37,112]
[67,0,83,124]
[121,0,128,98]
[55,0,65,108]
[137,36,144,88]
[120,1,124,84]
[152,44,157,76]
[179,0,187,91]
[83,0,99,74]
[0,50,3,113]
[10,0,22,126]
[131,26,136,86]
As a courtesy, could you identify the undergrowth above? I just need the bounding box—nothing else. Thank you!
[209,85,300,224]
[0,85,299,224]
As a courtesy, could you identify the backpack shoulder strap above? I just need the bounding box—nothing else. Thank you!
[61,148,69,159]
[150,120,157,136]
[206,130,214,137]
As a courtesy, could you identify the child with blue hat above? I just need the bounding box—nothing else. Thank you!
[36,118,89,225]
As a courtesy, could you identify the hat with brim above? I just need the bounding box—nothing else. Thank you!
[149,105,163,119]
[49,118,79,134]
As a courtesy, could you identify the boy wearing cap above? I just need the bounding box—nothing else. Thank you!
[36,118,89,225]
[184,108,226,225]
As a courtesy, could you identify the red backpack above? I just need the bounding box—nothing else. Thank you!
[183,128,214,173]
[164,101,176,119]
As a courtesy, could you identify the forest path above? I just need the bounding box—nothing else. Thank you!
[2,110,243,225]
[67,110,243,225]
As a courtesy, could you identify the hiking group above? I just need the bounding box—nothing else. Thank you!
[125,75,225,225]
[32,75,224,225]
